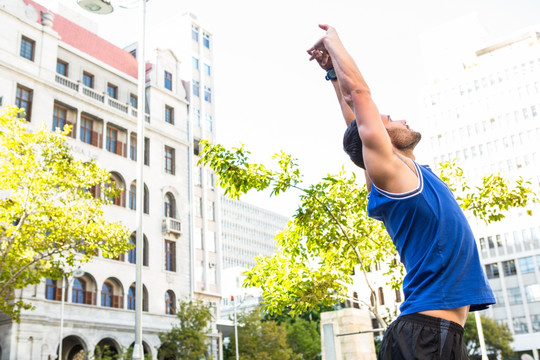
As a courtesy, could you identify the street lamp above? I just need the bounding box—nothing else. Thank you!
[77,1,147,359]
[58,268,85,360]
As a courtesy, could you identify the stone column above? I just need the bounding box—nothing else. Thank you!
[320,308,377,360]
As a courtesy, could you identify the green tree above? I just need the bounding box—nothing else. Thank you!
[0,107,131,320]
[464,314,514,359]
[286,317,321,360]
[198,141,537,327]
[158,298,213,360]
[225,308,295,360]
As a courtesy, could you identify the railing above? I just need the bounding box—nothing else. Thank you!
[163,218,182,235]
[55,75,150,122]
[108,98,128,113]
[82,86,105,103]
[55,74,79,91]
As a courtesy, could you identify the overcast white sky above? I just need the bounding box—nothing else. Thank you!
[49,0,540,216]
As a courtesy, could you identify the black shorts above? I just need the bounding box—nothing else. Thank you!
[378,313,468,360]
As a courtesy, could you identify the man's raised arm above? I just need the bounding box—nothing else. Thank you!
[307,24,417,192]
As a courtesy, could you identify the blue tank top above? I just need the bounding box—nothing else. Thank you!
[367,162,495,316]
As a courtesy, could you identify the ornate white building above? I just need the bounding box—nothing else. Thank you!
[0,1,221,359]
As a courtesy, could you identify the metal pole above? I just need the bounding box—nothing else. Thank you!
[234,297,239,360]
[475,312,488,360]
[58,276,66,360]
[132,0,146,359]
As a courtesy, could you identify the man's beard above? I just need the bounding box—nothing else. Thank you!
[388,128,422,151]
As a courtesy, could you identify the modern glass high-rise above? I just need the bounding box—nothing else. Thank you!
[423,25,540,359]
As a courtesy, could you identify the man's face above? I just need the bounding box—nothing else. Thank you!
[381,114,422,151]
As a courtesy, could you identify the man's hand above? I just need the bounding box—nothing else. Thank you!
[307,24,336,71]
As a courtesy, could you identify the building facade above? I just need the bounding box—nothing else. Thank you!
[220,197,288,270]
[423,26,540,359]
[0,1,221,359]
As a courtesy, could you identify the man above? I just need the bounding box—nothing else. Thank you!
[308,25,494,359]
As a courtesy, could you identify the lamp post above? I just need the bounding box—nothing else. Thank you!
[58,269,85,360]
[76,1,147,359]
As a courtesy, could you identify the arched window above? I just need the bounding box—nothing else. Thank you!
[143,184,149,214]
[72,278,86,304]
[128,182,149,214]
[128,284,148,312]
[128,183,136,210]
[101,282,113,307]
[128,234,136,264]
[128,234,149,266]
[378,287,385,306]
[164,193,176,218]
[165,290,176,315]
[128,285,136,310]
[45,278,61,301]
[108,173,125,207]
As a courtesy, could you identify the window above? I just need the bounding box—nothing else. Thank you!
[519,256,535,274]
[56,59,68,76]
[193,80,200,97]
[207,201,215,220]
[15,84,33,121]
[165,240,176,272]
[193,108,201,126]
[164,146,175,175]
[526,284,540,302]
[128,235,136,264]
[130,93,138,108]
[129,135,149,164]
[101,282,113,307]
[493,289,504,307]
[195,196,202,217]
[143,184,149,214]
[203,32,210,48]
[45,279,61,301]
[130,134,137,160]
[378,287,385,305]
[195,167,203,186]
[144,137,150,166]
[192,57,199,69]
[513,317,529,334]
[53,104,74,137]
[204,63,211,76]
[107,83,118,99]
[192,25,199,42]
[127,285,136,310]
[507,287,522,305]
[164,71,172,91]
[106,126,118,154]
[165,105,174,125]
[205,114,213,132]
[502,260,517,276]
[80,116,101,147]
[164,193,176,218]
[129,184,136,210]
[108,173,125,207]
[165,290,176,315]
[82,72,94,88]
[395,289,402,303]
[20,36,35,61]
[532,314,540,332]
[204,86,212,102]
[485,263,499,279]
[72,278,94,305]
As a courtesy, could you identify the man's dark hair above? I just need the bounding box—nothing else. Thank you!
[343,120,365,169]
